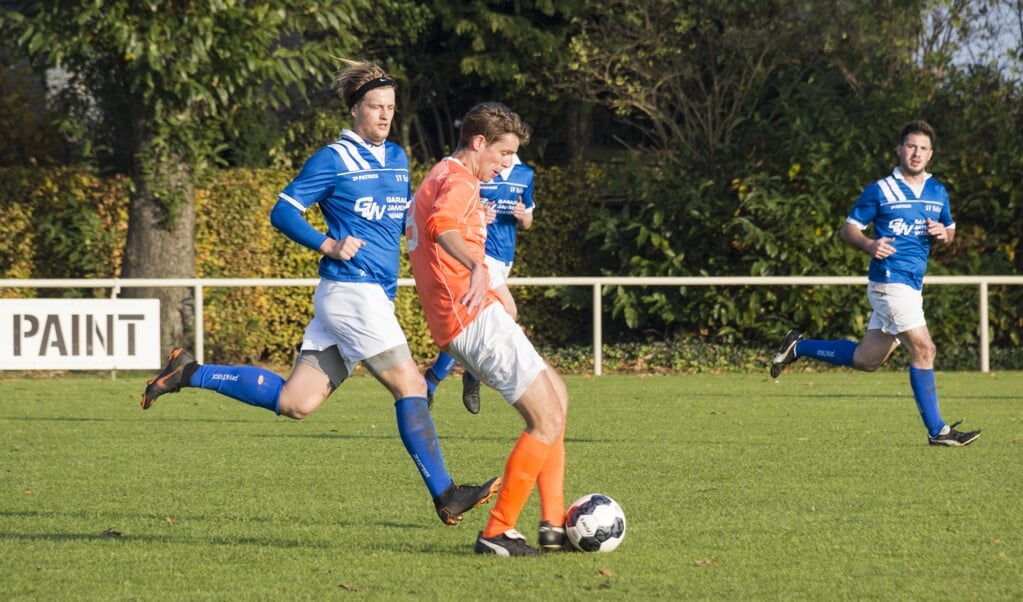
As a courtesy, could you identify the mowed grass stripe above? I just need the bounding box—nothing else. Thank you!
[1,372,1020,600]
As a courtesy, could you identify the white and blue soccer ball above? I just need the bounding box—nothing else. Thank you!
[564,493,626,552]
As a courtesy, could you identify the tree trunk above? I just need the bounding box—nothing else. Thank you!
[119,159,196,358]
[564,102,592,162]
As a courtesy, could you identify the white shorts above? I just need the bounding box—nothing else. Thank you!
[301,280,409,370]
[446,303,546,404]
[485,255,513,288]
[866,282,927,335]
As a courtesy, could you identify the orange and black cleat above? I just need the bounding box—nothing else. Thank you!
[141,348,196,409]
[433,477,501,525]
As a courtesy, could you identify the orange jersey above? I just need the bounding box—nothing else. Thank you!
[407,158,500,348]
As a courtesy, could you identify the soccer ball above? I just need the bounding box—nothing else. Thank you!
[564,493,626,552]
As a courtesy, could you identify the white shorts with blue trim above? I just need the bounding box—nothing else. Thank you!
[301,280,408,372]
[866,281,927,335]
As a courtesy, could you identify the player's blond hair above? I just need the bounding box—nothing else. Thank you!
[331,59,395,110]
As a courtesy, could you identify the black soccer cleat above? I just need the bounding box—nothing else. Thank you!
[141,348,196,409]
[770,329,805,378]
[474,529,541,557]
[462,371,481,414]
[537,520,568,552]
[433,477,501,525]
[928,421,981,447]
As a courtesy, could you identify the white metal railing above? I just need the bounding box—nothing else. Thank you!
[3,275,1021,374]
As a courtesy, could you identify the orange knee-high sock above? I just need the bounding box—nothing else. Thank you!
[483,431,552,538]
[537,429,566,526]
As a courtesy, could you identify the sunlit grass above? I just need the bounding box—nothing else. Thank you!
[1,371,1020,600]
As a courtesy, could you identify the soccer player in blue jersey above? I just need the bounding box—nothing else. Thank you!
[423,154,536,414]
[141,59,500,524]
[770,120,980,447]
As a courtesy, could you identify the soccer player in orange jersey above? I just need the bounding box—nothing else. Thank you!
[407,102,570,556]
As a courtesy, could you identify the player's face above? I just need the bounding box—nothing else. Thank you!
[897,132,932,177]
[475,133,520,182]
[351,87,395,145]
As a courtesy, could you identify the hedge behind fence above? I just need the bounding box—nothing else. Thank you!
[2,164,1019,371]
[0,165,602,366]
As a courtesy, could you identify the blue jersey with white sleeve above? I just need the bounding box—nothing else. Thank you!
[846,167,954,290]
[479,157,535,264]
[272,129,411,299]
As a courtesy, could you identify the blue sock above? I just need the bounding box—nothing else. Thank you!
[797,339,856,367]
[909,366,945,437]
[425,352,459,396]
[189,364,282,414]
[429,352,458,380]
[395,396,452,498]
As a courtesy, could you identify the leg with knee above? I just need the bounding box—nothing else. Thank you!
[852,329,899,372]
[364,345,426,400]
[513,370,566,444]
[277,349,346,419]
[900,326,937,369]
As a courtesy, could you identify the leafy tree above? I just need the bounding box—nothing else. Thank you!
[0,60,61,167]
[344,0,588,164]
[425,0,588,162]
[564,0,932,340]
[217,1,588,167]
[3,1,369,353]
[564,0,1023,346]
[929,62,1023,346]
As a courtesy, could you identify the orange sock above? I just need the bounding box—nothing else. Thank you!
[538,429,566,526]
[482,431,552,538]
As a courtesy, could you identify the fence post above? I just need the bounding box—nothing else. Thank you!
[979,282,989,373]
[195,283,204,364]
[593,283,602,376]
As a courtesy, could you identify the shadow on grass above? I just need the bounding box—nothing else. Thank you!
[0,415,264,424]
[0,508,473,551]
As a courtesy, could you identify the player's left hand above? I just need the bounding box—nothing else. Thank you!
[512,200,526,222]
[483,201,497,225]
[926,218,949,243]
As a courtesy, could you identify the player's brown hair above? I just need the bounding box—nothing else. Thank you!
[899,120,935,146]
[457,102,531,149]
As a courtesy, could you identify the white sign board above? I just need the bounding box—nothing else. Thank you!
[0,299,161,370]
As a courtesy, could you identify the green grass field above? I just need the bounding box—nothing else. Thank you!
[2,371,1021,600]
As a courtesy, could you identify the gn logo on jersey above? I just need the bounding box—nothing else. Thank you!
[354,196,408,221]
[888,218,920,237]
[355,196,387,220]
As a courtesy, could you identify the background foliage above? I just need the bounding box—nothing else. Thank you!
[1,0,1021,369]
[1,155,1021,371]
[0,163,603,365]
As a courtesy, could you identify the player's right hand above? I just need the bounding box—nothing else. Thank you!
[322,235,366,261]
[461,263,489,311]
[871,237,897,259]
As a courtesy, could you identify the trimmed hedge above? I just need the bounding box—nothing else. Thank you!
[0,164,602,365]
[2,165,1020,372]
[0,167,127,299]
